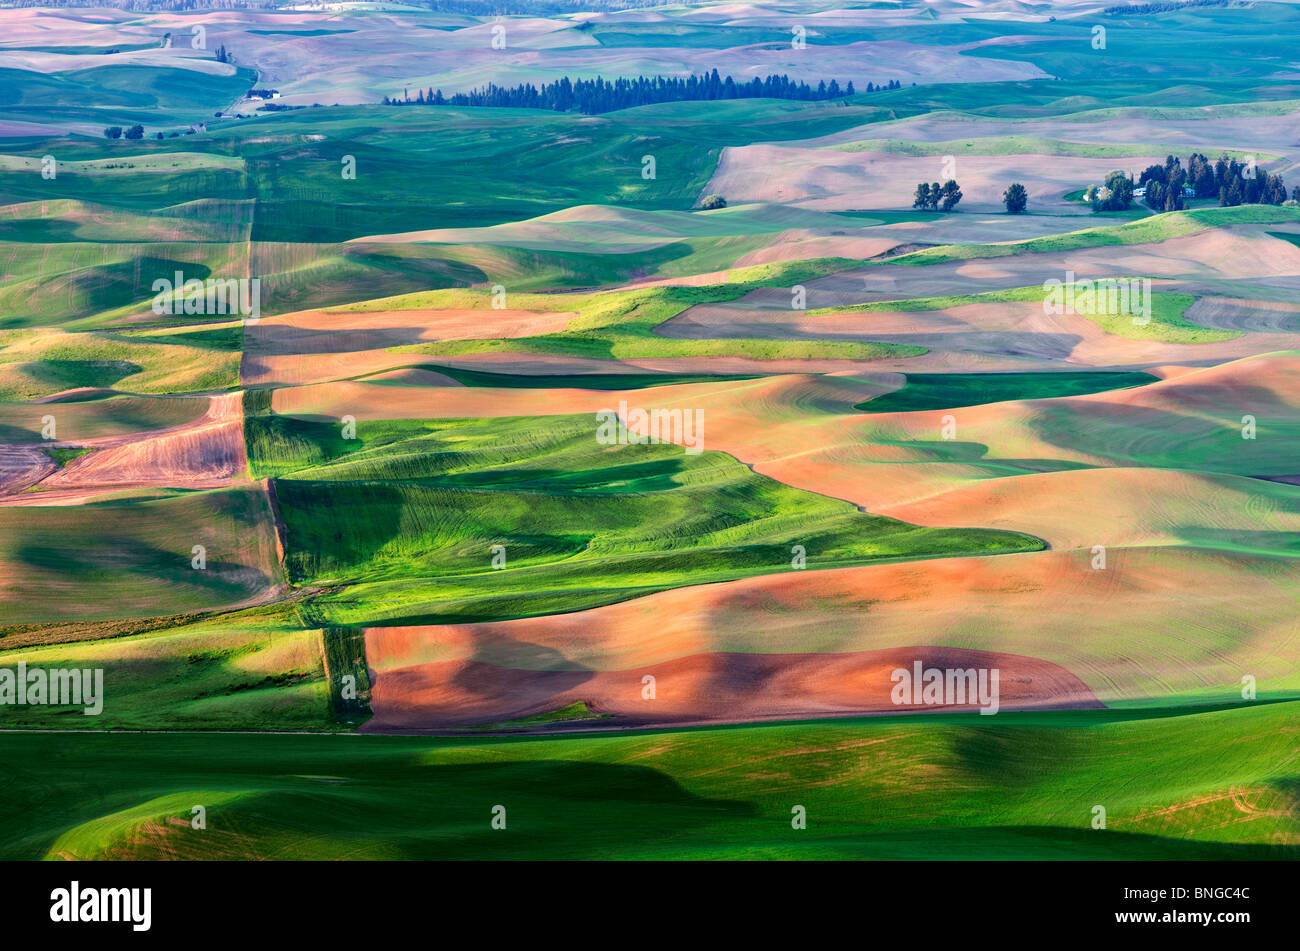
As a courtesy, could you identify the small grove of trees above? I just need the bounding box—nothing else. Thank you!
[912,180,963,212]
[215,45,230,63]
[1003,183,1028,214]
[699,195,726,210]
[124,124,144,139]
[1085,170,1135,212]
[104,126,122,139]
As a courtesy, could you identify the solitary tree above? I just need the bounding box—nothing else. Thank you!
[939,179,963,212]
[104,126,122,139]
[1003,182,1028,214]
[912,182,932,210]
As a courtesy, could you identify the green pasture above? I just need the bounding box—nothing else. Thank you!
[0,485,282,624]
[0,701,1293,859]
[245,411,1041,625]
[0,606,334,731]
[854,370,1159,413]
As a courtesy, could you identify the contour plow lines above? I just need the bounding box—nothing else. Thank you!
[239,306,577,387]
[704,144,1174,214]
[360,645,1102,733]
[0,483,286,624]
[359,545,1299,728]
[0,391,249,504]
[0,446,57,497]
[267,372,779,421]
[686,353,1300,511]
[822,225,1300,301]
[659,293,1298,366]
[875,467,1300,553]
[279,350,1300,730]
[1121,786,1300,844]
[78,279,1300,734]
[260,354,1300,552]
[805,108,1300,157]
[1185,296,1300,333]
[8,0,1300,864]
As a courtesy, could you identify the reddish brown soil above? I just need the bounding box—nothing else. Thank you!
[362,643,1101,732]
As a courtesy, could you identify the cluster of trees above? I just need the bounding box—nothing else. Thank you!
[1138,153,1202,211]
[1085,170,1135,211]
[383,72,897,115]
[1210,155,1289,207]
[1086,154,1293,213]
[912,180,963,212]
[911,180,1028,214]
[1102,0,1237,13]
[214,44,231,63]
[1141,154,1290,211]
[105,124,197,139]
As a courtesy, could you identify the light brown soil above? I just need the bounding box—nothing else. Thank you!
[361,544,1298,716]
[242,307,575,386]
[1,393,247,505]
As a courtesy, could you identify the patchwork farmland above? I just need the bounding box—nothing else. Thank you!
[0,0,1296,871]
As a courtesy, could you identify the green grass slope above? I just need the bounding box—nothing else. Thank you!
[0,485,282,624]
[0,702,1293,859]
[248,412,1041,625]
[855,370,1159,413]
[0,608,333,730]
